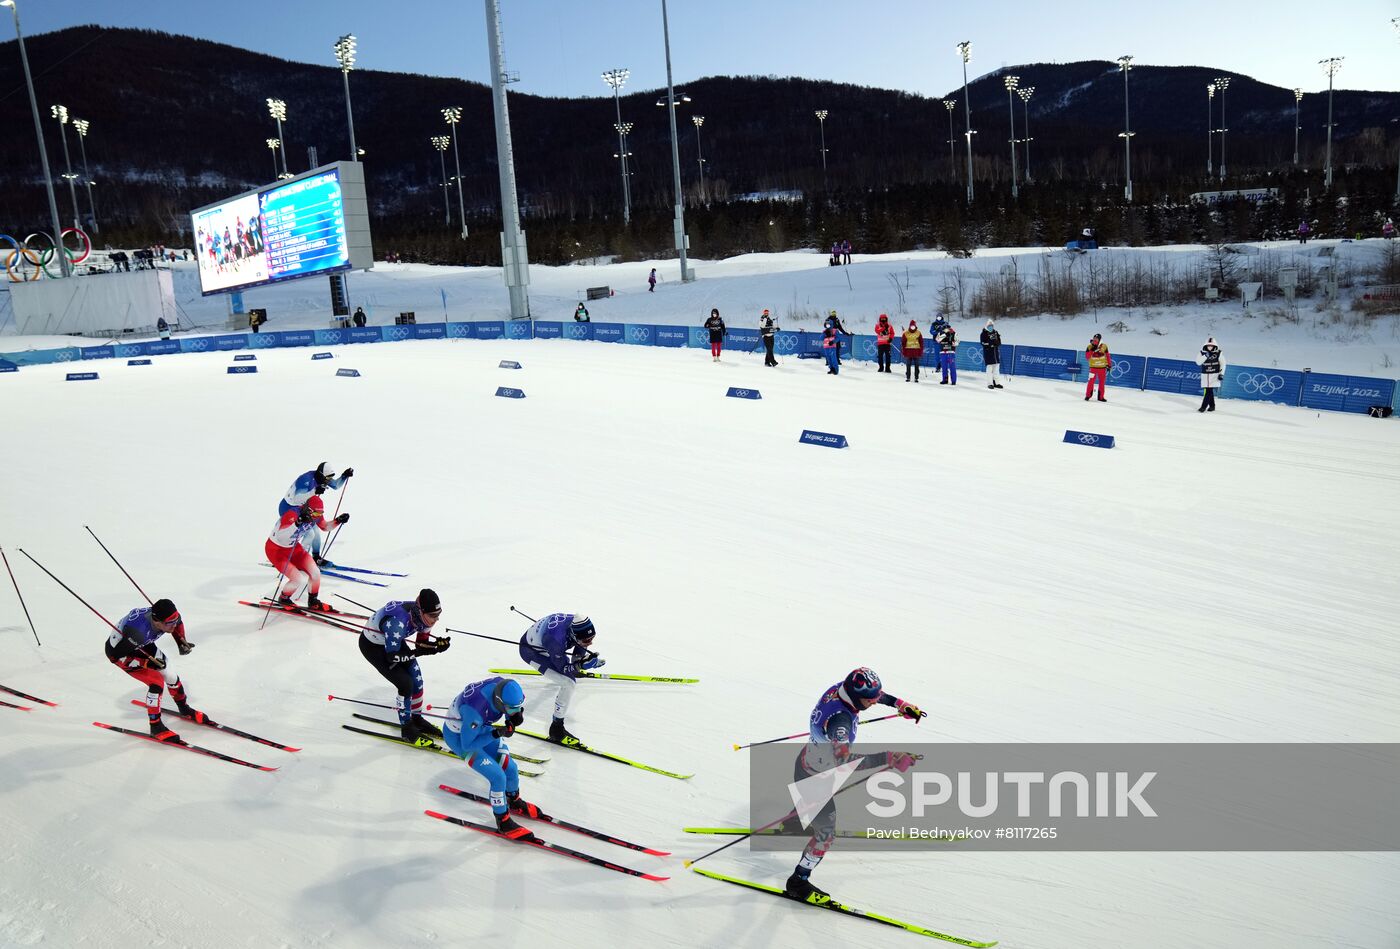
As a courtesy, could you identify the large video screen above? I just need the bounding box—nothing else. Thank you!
[193,168,351,295]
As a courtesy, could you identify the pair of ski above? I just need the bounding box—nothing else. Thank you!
[341,714,548,777]
[94,703,300,772]
[487,666,699,685]
[0,684,57,711]
[238,598,363,633]
[258,561,402,587]
[426,783,670,882]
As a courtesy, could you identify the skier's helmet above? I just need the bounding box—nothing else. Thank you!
[570,615,596,644]
[492,678,526,715]
[843,667,883,701]
[316,461,337,481]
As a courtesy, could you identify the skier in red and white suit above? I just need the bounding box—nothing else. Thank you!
[265,497,347,613]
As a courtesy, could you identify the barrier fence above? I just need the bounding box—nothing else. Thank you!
[1,319,1394,416]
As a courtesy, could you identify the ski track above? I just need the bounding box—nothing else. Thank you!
[1,336,1397,948]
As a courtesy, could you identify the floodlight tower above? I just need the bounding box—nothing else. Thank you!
[1017,85,1035,182]
[1213,76,1230,180]
[431,135,452,225]
[485,0,529,317]
[1206,83,1215,175]
[1117,56,1135,202]
[442,106,467,238]
[692,115,706,203]
[942,99,957,181]
[1320,58,1342,189]
[266,98,288,175]
[333,34,359,160]
[602,68,632,224]
[50,104,80,228]
[1292,88,1303,166]
[660,0,693,281]
[267,138,281,179]
[956,41,975,203]
[1003,75,1020,198]
[72,117,98,233]
[814,109,829,191]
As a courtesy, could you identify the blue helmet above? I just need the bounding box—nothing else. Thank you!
[492,678,525,715]
[570,614,596,643]
[843,667,883,701]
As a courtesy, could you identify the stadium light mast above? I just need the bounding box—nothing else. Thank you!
[1118,56,1134,202]
[1213,76,1230,180]
[266,98,289,176]
[431,135,452,226]
[614,121,634,209]
[814,109,829,191]
[442,106,467,238]
[1292,88,1302,166]
[1206,83,1215,176]
[72,117,98,233]
[266,138,281,181]
[1018,86,1035,182]
[333,34,359,161]
[485,0,529,318]
[50,104,80,229]
[1320,58,1342,189]
[957,41,975,203]
[602,68,632,224]
[942,99,957,182]
[0,0,67,275]
[692,115,706,204]
[660,0,693,282]
[1392,19,1399,202]
[1003,75,1020,198]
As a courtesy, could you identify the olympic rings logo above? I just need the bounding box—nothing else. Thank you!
[385,327,409,341]
[964,348,985,368]
[776,336,798,353]
[1,228,91,281]
[565,324,587,339]
[1236,372,1286,396]
[189,339,209,351]
[1078,434,1100,444]
[1109,358,1133,381]
[859,339,876,357]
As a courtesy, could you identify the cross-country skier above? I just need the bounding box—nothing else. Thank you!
[279,462,353,563]
[359,589,450,744]
[266,497,348,612]
[105,598,205,742]
[518,612,604,745]
[785,667,926,902]
[442,675,539,839]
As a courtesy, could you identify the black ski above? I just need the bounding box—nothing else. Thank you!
[129,700,301,752]
[424,810,668,881]
[93,722,277,772]
[349,714,549,763]
[341,724,542,776]
[0,684,57,706]
[437,783,668,855]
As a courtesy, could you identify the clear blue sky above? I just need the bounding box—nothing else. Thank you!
[20,0,1399,97]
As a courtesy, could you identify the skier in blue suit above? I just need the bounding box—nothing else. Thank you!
[442,676,539,839]
[278,462,353,562]
[518,612,605,745]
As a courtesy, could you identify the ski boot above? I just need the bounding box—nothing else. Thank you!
[548,717,579,746]
[277,595,296,608]
[507,790,542,820]
[150,719,181,743]
[176,702,212,726]
[784,871,830,904]
[411,714,442,739]
[495,811,536,841]
[400,718,434,748]
[306,594,334,614]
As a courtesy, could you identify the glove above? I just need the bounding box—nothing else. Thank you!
[888,751,918,773]
[492,721,515,738]
[335,513,350,525]
[143,651,166,671]
[896,699,926,722]
[341,467,354,479]
[176,640,194,656]
[579,650,605,671]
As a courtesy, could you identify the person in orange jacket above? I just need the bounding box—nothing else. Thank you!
[873,314,895,373]
[900,320,924,382]
[1084,333,1111,402]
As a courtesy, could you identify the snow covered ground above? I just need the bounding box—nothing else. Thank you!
[3,238,1399,377]
[2,334,1397,949]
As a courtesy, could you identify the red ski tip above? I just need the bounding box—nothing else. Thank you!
[425,809,449,820]
[327,695,333,701]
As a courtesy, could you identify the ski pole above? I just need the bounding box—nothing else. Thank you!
[332,593,373,612]
[1,546,41,647]
[321,481,351,561]
[327,693,441,716]
[684,762,897,868]
[84,525,151,604]
[443,625,531,649]
[17,548,119,632]
[258,569,288,632]
[732,713,902,751]
[508,605,538,623]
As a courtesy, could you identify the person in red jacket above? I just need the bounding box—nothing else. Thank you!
[873,314,895,373]
[266,497,348,612]
[900,320,924,382]
[1084,333,1111,402]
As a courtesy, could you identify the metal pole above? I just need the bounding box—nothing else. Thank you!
[694,117,705,204]
[75,125,98,233]
[1005,79,1018,199]
[1206,85,1214,176]
[1219,85,1226,180]
[55,118,79,229]
[275,117,287,175]
[1119,57,1133,202]
[1292,90,1301,166]
[342,69,357,160]
[6,2,69,276]
[484,0,529,318]
[608,80,631,225]
[1022,94,1032,182]
[1322,61,1338,189]
[450,124,466,238]
[958,44,974,204]
[661,0,691,282]
[435,141,450,225]
[944,101,956,182]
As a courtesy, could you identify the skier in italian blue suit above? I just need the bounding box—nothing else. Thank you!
[442,676,540,840]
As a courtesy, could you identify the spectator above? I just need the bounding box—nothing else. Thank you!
[822,323,840,375]
[824,310,852,363]
[841,239,851,265]
[759,308,778,367]
[352,306,367,328]
[1384,218,1395,240]
[249,312,262,334]
[900,319,924,382]
[704,308,727,362]
[157,317,171,341]
[648,268,657,292]
[1297,220,1311,244]
[574,302,590,322]
[930,313,950,341]
[936,324,958,385]
[980,319,1003,389]
[1196,337,1224,413]
[1084,333,1111,402]
[830,242,840,267]
[873,314,894,373]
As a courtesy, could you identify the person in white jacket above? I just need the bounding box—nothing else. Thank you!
[1196,337,1225,412]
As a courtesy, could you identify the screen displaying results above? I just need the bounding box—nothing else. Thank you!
[193,169,350,295]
